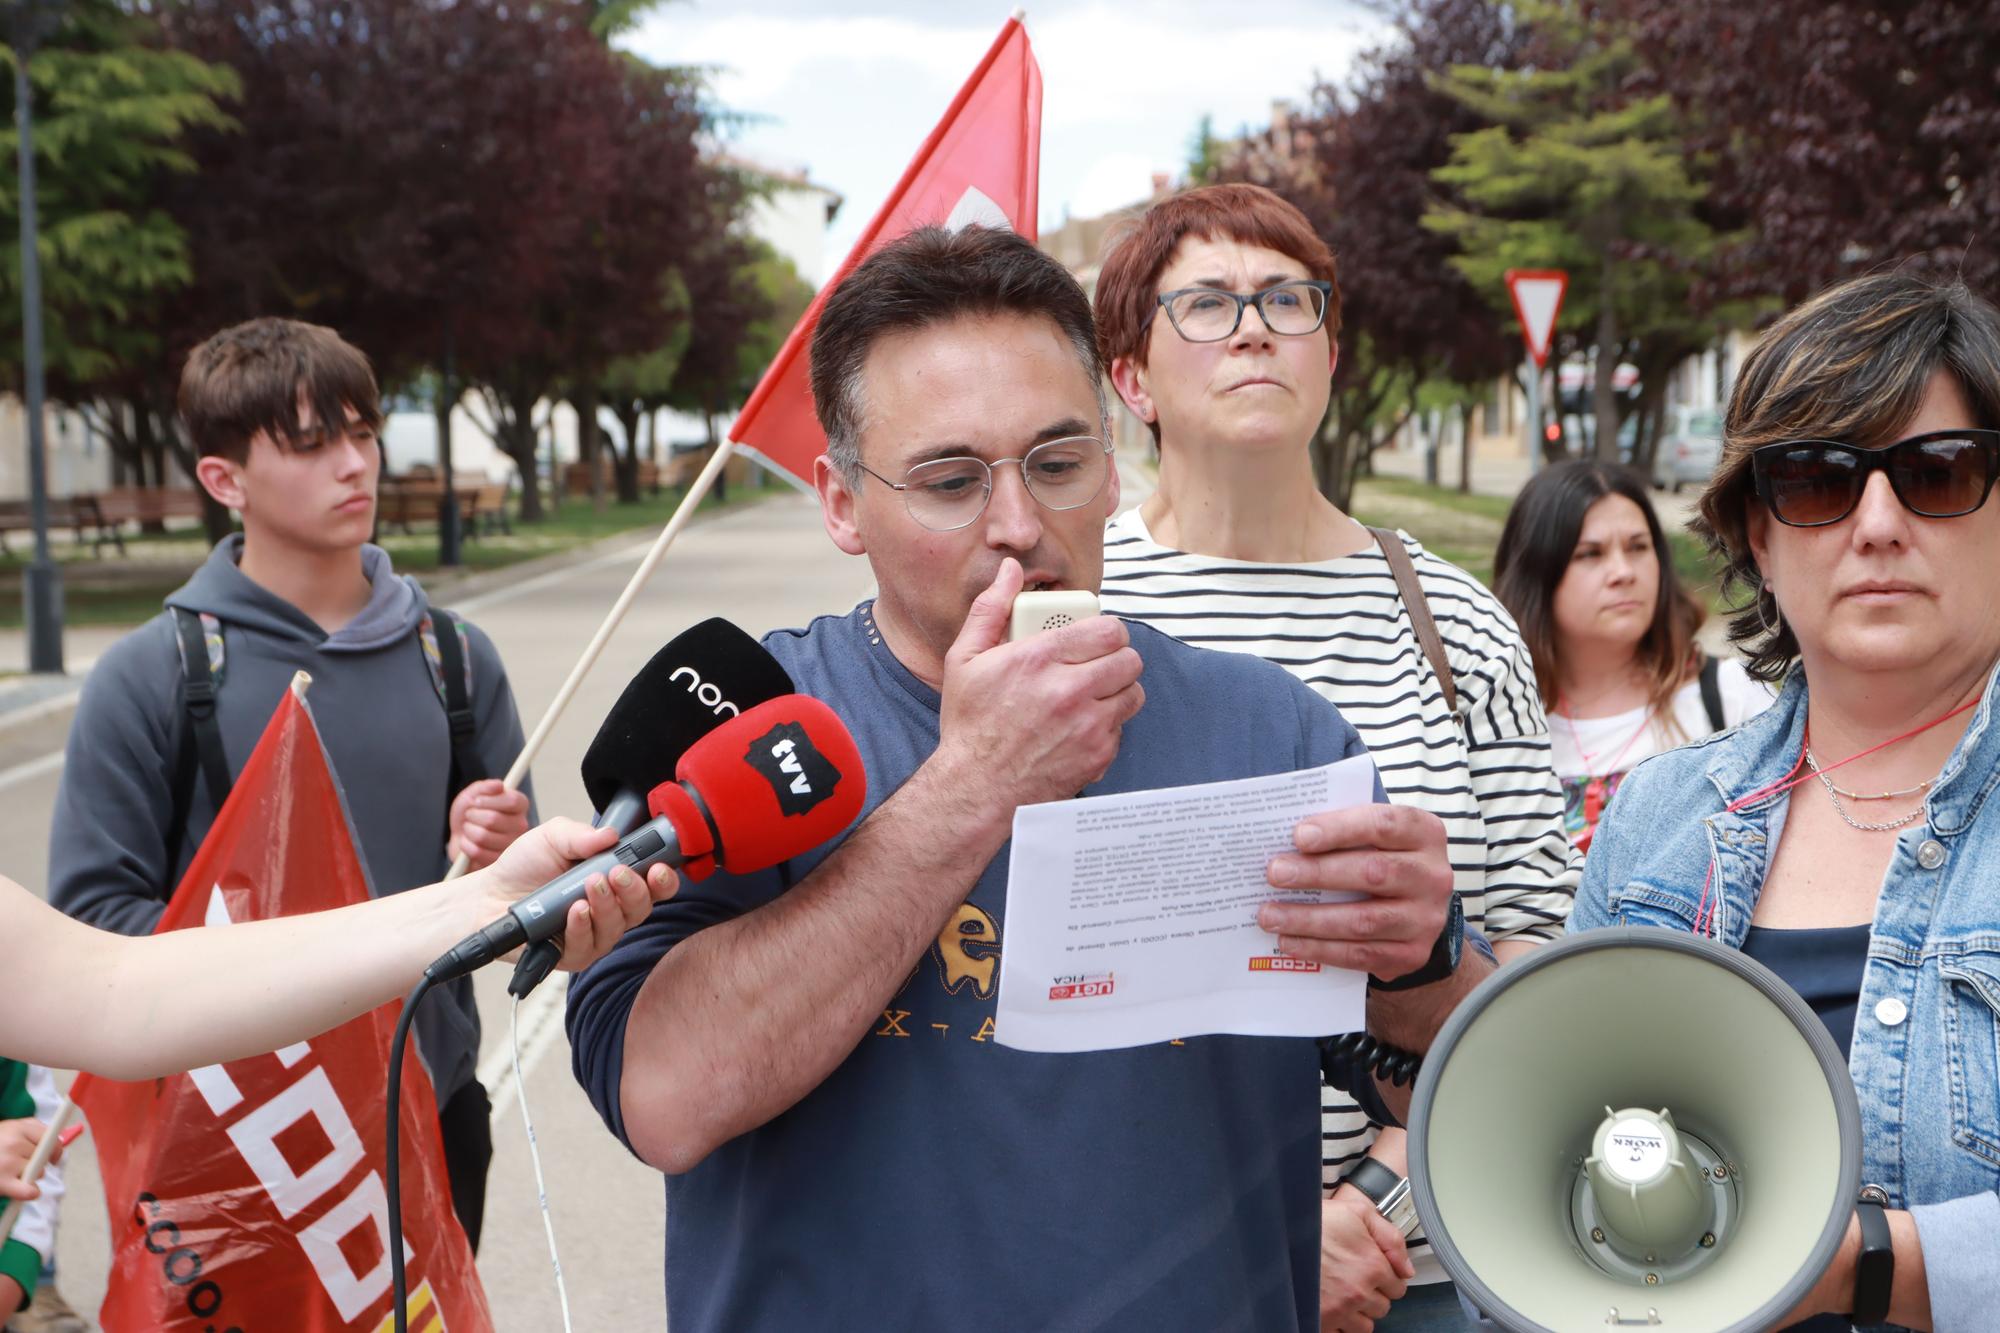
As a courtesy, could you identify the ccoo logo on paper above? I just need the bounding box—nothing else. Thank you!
[1248,956,1321,973]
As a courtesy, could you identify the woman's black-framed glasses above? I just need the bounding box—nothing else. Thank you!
[1750,430,2000,527]
[1156,280,1333,343]
[857,435,1114,532]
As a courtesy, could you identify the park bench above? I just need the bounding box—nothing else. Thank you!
[0,494,121,557]
[562,458,661,498]
[378,477,512,537]
[91,486,208,539]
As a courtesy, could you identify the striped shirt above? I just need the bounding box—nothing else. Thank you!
[1101,507,1580,1278]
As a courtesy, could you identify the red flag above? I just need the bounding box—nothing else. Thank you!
[728,14,1043,484]
[72,683,492,1333]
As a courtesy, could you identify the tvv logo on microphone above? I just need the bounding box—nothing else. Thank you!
[748,722,841,816]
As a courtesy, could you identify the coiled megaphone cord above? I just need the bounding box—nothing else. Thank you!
[1318,1032,1421,1102]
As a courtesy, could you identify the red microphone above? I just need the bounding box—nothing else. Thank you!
[648,694,867,881]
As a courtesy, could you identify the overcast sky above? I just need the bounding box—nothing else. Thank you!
[623,1,1390,282]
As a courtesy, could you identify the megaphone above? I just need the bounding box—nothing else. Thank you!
[1408,927,1861,1332]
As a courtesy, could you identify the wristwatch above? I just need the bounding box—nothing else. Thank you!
[1852,1185,1893,1326]
[1369,892,1463,992]
[1342,1157,1420,1238]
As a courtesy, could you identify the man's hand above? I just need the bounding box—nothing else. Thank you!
[470,817,676,972]
[1321,1188,1413,1332]
[0,1117,66,1202]
[932,558,1145,812]
[447,778,533,871]
[1259,803,1453,981]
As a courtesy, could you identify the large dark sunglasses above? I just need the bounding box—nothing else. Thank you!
[1750,430,2000,527]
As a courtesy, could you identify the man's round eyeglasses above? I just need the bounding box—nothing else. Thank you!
[1156,280,1333,343]
[856,435,1113,532]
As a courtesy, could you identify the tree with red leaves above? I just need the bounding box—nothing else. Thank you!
[148,0,714,523]
[1614,0,2000,306]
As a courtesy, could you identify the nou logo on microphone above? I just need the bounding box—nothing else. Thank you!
[747,721,842,816]
[670,665,743,717]
[1248,956,1321,973]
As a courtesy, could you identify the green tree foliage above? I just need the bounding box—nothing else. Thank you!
[1424,0,1740,460]
[1185,114,1223,186]
[0,2,236,394]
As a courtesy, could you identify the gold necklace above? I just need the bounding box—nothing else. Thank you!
[1804,747,1935,800]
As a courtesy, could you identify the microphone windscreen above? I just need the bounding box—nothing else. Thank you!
[581,618,794,812]
[675,695,867,874]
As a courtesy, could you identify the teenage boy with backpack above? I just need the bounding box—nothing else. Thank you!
[48,318,534,1249]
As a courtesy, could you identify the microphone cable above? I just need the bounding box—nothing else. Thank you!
[387,951,577,1333]
[385,971,432,1333]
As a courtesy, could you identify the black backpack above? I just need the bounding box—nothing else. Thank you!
[163,601,486,872]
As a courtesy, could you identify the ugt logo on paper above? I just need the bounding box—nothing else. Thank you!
[1048,972,1114,1001]
[747,721,841,817]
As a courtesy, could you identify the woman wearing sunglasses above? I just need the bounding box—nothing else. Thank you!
[1573,272,2000,1330]
[1492,461,1772,854]
[1094,184,1578,1333]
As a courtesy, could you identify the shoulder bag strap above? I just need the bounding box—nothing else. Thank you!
[1368,526,1458,716]
[1698,653,1726,733]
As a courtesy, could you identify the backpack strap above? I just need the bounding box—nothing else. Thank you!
[1368,527,1458,716]
[169,608,234,871]
[1698,653,1726,733]
[420,604,486,791]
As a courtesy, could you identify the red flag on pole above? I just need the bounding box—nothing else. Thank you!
[728,12,1043,485]
[71,681,492,1333]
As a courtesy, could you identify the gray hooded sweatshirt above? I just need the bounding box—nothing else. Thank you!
[49,536,533,1105]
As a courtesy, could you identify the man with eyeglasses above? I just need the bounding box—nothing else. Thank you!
[566,223,1479,1332]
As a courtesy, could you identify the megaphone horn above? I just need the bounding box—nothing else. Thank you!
[1409,927,1862,1333]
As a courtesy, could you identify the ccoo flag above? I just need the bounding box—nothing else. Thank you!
[728,12,1042,484]
[71,680,491,1333]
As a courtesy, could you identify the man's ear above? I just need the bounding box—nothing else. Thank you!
[194,454,245,512]
[814,454,867,556]
[1108,355,1157,427]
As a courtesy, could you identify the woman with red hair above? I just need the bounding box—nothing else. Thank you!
[1095,183,1577,1332]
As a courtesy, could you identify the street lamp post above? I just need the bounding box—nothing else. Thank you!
[436,323,462,568]
[9,0,65,673]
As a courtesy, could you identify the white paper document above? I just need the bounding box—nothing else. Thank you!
[993,756,1377,1053]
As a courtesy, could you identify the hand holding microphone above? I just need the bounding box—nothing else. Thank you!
[934,558,1145,813]
[457,818,676,975]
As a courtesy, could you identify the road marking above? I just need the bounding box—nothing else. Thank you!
[0,749,63,793]
[0,685,83,734]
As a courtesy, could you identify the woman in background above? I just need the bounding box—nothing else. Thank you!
[1495,461,1769,853]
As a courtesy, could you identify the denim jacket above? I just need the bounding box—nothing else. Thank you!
[1572,664,2000,1333]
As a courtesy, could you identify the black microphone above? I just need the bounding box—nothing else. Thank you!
[425,694,866,986]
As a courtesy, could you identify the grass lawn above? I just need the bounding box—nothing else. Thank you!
[0,480,778,630]
[1348,475,1728,611]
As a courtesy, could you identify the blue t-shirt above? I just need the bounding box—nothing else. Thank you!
[567,605,1377,1331]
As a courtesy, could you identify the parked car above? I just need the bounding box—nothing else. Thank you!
[1653,406,1723,491]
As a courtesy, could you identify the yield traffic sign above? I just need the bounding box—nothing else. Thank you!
[1504,269,1568,368]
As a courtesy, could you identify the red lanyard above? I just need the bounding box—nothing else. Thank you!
[1690,693,1981,936]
